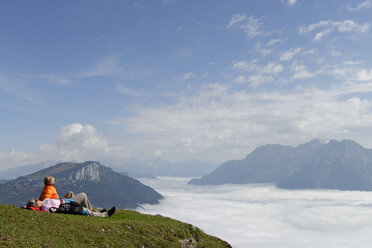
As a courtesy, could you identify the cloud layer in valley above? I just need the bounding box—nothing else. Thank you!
[138,177,372,248]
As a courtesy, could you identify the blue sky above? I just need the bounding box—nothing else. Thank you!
[1,0,372,170]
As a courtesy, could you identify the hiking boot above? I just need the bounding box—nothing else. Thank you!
[107,207,116,217]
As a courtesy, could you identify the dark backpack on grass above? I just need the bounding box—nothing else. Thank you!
[49,201,84,215]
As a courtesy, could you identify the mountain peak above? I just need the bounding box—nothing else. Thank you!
[189,139,372,191]
[0,161,163,208]
[296,138,324,150]
[326,139,365,152]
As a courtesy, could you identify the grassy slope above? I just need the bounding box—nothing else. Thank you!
[0,204,231,248]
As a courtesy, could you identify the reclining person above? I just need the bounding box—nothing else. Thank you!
[63,191,93,210]
[26,197,115,217]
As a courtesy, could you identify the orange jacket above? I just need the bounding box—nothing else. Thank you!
[39,185,59,201]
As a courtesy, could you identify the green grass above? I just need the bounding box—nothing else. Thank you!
[0,204,231,248]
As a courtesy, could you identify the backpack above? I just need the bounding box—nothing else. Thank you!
[49,201,84,215]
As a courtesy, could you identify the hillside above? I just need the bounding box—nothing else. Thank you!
[0,204,231,248]
[189,139,372,191]
[0,161,163,209]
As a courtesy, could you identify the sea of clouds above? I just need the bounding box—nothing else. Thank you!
[137,177,372,248]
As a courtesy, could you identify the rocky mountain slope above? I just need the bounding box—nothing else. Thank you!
[189,139,372,191]
[0,161,163,209]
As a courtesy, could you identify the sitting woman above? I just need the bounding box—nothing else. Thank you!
[39,176,59,201]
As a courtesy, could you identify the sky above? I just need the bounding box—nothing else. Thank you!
[138,177,372,248]
[2,0,372,170]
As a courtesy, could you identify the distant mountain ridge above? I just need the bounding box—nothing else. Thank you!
[0,161,163,209]
[189,139,372,191]
[0,160,57,180]
[114,158,219,178]
[0,158,220,180]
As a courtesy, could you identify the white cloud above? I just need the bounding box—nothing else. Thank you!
[344,61,363,65]
[5,76,372,168]
[280,48,303,61]
[291,62,319,79]
[232,60,254,71]
[78,55,122,77]
[227,14,266,38]
[255,43,273,56]
[240,16,265,37]
[139,177,372,248]
[76,55,151,81]
[267,39,282,46]
[233,60,283,74]
[40,123,112,162]
[330,50,342,56]
[57,123,108,149]
[303,49,316,55]
[232,60,283,87]
[116,84,145,96]
[233,75,247,84]
[18,74,72,85]
[313,28,332,41]
[336,20,370,33]
[355,69,372,81]
[248,74,274,88]
[0,73,42,105]
[287,0,297,6]
[233,74,274,88]
[0,150,39,171]
[174,72,195,82]
[110,80,372,162]
[36,74,71,85]
[226,14,247,29]
[347,1,372,11]
[264,62,283,74]
[299,19,370,41]
[299,20,331,33]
